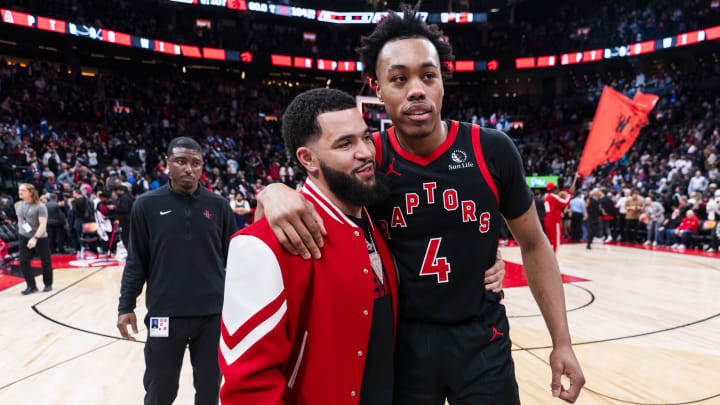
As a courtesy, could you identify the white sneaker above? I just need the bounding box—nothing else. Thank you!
[709,248,716,253]
[652,241,658,246]
[671,243,679,249]
[643,241,651,246]
[678,244,686,250]
[605,236,613,242]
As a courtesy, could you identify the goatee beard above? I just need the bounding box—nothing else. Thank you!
[319,161,389,208]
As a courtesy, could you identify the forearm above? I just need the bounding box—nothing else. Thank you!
[35,218,47,238]
[521,240,572,347]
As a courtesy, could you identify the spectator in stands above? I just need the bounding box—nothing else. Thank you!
[45,193,67,254]
[669,210,701,249]
[624,190,645,243]
[280,162,294,184]
[569,191,585,243]
[615,188,631,240]
[643,197,665,246]
[229,192,251,229]
[268,160,281,182]
[688,170,708,195]
[598,189,615,241]
[69,190,93,252]
[584,189,602,250]
[43,173,58,194]
[16,183,54,294]
[113,185,133,251]
[656,208,683,247]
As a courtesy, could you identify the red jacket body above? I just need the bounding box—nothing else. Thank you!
[677,216,700,233]
[219,179,398,405]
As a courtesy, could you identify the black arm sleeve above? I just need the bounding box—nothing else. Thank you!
[118,200,150,314]
[482,129,534,220]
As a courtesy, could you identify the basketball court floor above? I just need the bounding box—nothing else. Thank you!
[1,242,719,404]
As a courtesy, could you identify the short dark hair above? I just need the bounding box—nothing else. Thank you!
[356,2,455,81]
[281,88,357,167]
[167,137,202,158]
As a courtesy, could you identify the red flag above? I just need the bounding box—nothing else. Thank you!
[577,86,658,176]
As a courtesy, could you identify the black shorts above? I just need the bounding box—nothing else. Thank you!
[393,303,520,405]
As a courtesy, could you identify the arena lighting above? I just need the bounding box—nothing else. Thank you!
[515,26,715,70]
[515,57,535,69]
[271,54,292,67]
[1,8,252,63]
[454,60,474,71]
[536,56,556,68]
[167,0,484,24]
[195,19,212,28]
[2,8,719,72]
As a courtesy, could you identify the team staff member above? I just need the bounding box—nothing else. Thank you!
[16,183,54,294]
[117,137,236,405]
[258,4,584,404]
[221,89,398,405]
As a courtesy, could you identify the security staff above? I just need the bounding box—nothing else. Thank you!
[117,137,237,405]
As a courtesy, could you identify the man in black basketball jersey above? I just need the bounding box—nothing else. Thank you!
[257,4,584,404]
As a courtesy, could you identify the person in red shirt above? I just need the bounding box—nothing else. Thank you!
[544,182,574,253]
[670,209,701,249]
[268,160,281,182]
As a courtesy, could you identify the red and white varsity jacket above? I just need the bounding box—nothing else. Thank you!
[219,179,399,405]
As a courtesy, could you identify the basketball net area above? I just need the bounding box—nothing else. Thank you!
[357,96,393,132]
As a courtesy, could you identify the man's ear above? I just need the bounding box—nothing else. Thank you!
[374,80,383,102]
[296,146,317,174]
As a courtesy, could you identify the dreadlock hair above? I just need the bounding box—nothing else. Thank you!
[355,2,455,83]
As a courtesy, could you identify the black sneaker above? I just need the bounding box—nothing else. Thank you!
[21,287,38,295]
[43,286,53,292]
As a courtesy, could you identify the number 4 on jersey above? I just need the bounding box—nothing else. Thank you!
[420,238,451,283]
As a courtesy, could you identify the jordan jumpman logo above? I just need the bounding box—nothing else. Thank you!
[490,323,504,342]
[385,158,402,177]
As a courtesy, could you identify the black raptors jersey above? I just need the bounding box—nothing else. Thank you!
[371,120,533,323]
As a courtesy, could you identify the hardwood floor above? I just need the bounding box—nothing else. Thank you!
[1,242,718,404]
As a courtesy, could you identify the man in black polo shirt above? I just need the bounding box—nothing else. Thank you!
[117,137,236,405]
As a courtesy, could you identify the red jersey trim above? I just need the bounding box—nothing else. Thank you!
[471,124,499,205]
[372,132,382,167]
[387,120,459,166]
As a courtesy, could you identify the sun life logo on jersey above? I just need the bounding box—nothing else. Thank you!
[449,149,474,170]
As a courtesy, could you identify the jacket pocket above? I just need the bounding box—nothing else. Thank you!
[287,330,308,389]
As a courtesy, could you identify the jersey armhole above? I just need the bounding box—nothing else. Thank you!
[471,125,499,205]
[372,132,383,167]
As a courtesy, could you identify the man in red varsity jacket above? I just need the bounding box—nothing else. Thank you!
[220,89,398,405]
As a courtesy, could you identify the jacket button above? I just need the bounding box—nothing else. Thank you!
[354,230,360,236]
[357,350,363,357]
[363,268,369,274]
[363,310,369,316]
[351,391,356,396]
